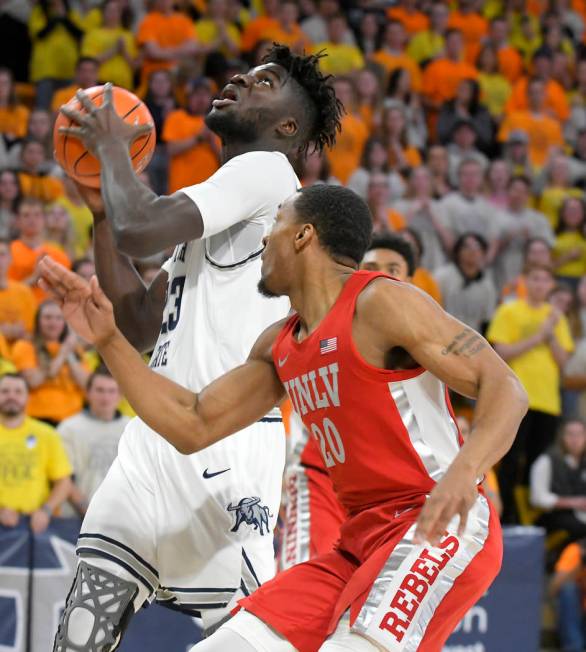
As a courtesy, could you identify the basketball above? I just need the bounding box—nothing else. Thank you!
[53,85,155,188]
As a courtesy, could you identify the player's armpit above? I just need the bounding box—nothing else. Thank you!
[98,320,286,455]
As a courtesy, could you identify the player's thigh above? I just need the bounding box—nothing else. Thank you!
[320,614,385,651]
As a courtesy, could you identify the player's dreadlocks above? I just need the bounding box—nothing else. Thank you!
[262,44,343,156]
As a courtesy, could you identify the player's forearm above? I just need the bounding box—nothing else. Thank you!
[46,477,73,512]
[96,141,203,257]
[92,214,162,351]
[453,370,528,478]
[97,329,207,453]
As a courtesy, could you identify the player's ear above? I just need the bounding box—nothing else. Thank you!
[293,223,314,252]
[277,117,298,139]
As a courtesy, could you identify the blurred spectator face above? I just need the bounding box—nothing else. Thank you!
[38,302,66,342]
[46,204,70,235]
[487,160,510,192]
[368,173,391,206]
[327,16,347,43]
[279,2,298,27]
[550,155,570,186]
[560,421,586,458]
[76,60,99,89]
[400,229,421,265]
[149,70,173,100]
[526,239,552,267]
[445,31,463,59]
[103,0,123,27]
[318,0,339,18]
[455,80,474,107]
[452,123,476,149]
[0,242,11,278]
[532,56,551,81]
[28,110,51,141]
[384,107,406,137]
[384,22,406,50]
[187,84,212,115]
[430,3,449,31]
[549,285,573,314]
[155,0,175,12]
[75,260,95,282]
[333,79,355,112]
[0,375,28,418]
[356,69,378,100]
[457,161,482,196]
[456,415,471,439]
[428,146,448,177]
[17,201,45,238]
[477,46,498,73]
[360,12,379,39]
[21,141,45,173]
[508,178,530,210]
[0,170,19,204]
[0,69,12,105]
[508,139,528,163]
[365,140,387,170]
[87,374,121,420]
[456,235,485,272]
[489,18,507,44]
[525,267,554,303]
[209,0,228,20]
[410,166,431,196]
[264,0,281,17]
[560,198,585,230]
[361,248,411,281]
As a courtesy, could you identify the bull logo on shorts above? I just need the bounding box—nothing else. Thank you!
[227,497,272,536]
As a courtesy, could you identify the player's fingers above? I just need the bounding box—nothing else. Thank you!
[37,277,65,301]
[90,275,112,310]
[103,82,113,108]
[132,122,153,139]
[40,257,81,291]
[413,500,440,544]
[76,89,97,115]
[58,126,85,139]
[60,105,91,126]
[457,504,469,538]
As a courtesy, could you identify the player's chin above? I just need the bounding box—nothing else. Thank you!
[257,276,281,298]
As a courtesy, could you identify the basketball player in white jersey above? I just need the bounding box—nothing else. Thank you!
[52,45,343,651]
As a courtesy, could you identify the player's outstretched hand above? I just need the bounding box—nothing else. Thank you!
[413,465,477,547]
[59,82,152,156]
[38,257,117,346]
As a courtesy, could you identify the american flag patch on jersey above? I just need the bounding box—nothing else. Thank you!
[320,337,337,354]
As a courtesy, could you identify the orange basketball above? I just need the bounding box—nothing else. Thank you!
[53,85,155,188]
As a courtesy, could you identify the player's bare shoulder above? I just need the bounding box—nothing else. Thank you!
[248,317,291,365]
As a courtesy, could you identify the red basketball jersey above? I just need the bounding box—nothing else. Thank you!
[273,270,463,515]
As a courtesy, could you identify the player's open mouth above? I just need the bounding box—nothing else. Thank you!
[212,86,239,108]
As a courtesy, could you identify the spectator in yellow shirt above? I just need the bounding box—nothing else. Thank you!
[487,264,574,522]
[407,2,449,65]
[81,0,138,90]
[314,14,364,76]
[539,155,584,230]
[553,197,586,288]
[0,373,72,532]
[195,0,241,59]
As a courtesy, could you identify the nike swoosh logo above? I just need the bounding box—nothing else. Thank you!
[203,467,231,479]
[278,354,289,367]
[394,506,415,519]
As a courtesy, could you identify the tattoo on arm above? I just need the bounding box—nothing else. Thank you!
[441,328,486,358]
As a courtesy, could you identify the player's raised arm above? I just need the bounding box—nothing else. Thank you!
[357,278,528,544]
[38,258,286,454]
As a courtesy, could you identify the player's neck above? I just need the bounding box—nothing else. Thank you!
[291,264,355,337]
[221,139,286,163]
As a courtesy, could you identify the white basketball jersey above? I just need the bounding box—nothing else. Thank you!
[148,151,298,400]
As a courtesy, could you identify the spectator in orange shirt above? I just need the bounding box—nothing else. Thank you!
[17,140,65,204]
[499,77,564,168]
[485,16,524,84]
[401,227,444,305]
[370,20,422,91]
[0,238,37,344]
[11,301,89,425]
[367,171,406,234]
[325,77,369,184]
[9,198,71,303]
[387,0,429,36]
[421,29,479,110]
[240,0,280,53]
[0,170,21,239]
[263,1,310,54]
[136,0,200,89]
[355,67,383,134]
[379,101,422,175]
[0,67,29,145]
[162,77,221,193]
[50,57,99,114]
[294,149,340,187]
[447,0,488,65]
[505,48,570,122]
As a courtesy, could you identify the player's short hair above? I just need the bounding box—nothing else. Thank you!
[294,185,372,266]
[366,234,416,277]
[261,44,343,155]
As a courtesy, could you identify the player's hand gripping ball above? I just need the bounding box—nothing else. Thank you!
[53,83,155,188]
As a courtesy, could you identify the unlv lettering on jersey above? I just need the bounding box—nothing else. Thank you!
[283,363,340,415]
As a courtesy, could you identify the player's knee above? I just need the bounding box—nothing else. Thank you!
[53,561,138,652]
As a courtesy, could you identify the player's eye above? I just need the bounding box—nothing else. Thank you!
[257,78,272,87]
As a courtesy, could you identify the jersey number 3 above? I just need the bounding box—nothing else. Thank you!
[311,418,346,468]
[161,276,186,335]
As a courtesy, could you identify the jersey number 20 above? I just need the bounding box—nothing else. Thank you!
[161,276,186,334]
[311,418,346,468]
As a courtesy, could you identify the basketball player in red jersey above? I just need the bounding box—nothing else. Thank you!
[281,233,417,570]
[38,184,528,651]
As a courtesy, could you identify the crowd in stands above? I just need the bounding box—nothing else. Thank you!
[5,0,586,646]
